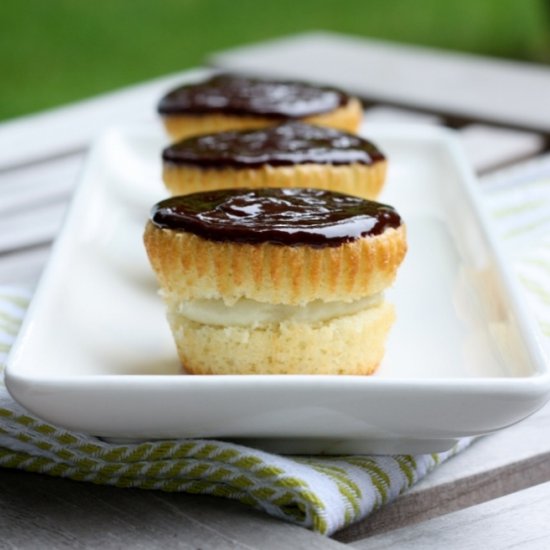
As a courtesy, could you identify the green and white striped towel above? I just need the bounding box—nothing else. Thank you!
[0,162,549,536]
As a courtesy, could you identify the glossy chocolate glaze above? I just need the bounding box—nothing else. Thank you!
[163,122,384,169]
[158,74,350,118]
[151,188,401,247]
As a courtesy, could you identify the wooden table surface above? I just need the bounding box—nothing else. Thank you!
[2,33,550,549]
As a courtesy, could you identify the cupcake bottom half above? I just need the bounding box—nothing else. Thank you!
[166,299,395,375]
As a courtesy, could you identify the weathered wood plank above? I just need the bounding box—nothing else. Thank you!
[0,469,346,550]
[0,201,67,254]
[459,124,544,173]
[0,153,83,283]
[0,153,83,254]
[352,480,550,549]
[0,244,52,286]
[363,106,441,126]
[212,31,550,133]
[362,107,544,173]
[0,153,83,218]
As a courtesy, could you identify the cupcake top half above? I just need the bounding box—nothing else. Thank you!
[163,121,383,168]
[151,187,398,245]
[144,187,406,305]
[158,74,363,141]
[162,122,387,200]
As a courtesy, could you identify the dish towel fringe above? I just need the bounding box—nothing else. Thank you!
[1,164,549,536]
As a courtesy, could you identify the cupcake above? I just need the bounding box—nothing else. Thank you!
[157,74,363,141]
[144,188,407,375]
[162,122,387,200]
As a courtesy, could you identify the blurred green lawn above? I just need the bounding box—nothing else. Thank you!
[1,0,549,121]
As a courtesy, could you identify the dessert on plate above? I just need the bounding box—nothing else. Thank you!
[157,74,363,141]
[162,122,387,200]
[144,188,407,375]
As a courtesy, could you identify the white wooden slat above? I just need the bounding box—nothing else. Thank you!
[362,108,544,174]
[363,107,543,175]
[0,178,72,218]
[459,124,545,173]
[363,106,441,125]
[0,201,67,254]
[212,32,550,132]
[352,480,550,549]
[482,152,550,191]
[0,245,51,286]
[0,68,210,170]
[0,153,83,283]
[0,153,83,218]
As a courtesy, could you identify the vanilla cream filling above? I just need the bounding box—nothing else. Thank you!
[175,294,383,327]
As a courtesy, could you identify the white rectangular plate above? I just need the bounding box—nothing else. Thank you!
[6,120,550,455]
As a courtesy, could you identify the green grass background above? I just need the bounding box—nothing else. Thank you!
[1,0,549,121]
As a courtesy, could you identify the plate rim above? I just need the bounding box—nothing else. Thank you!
[5,120,550,447]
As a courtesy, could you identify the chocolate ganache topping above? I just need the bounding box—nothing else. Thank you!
[158,74,350,118]
[162,122,384,169]
[150,188,401,247]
